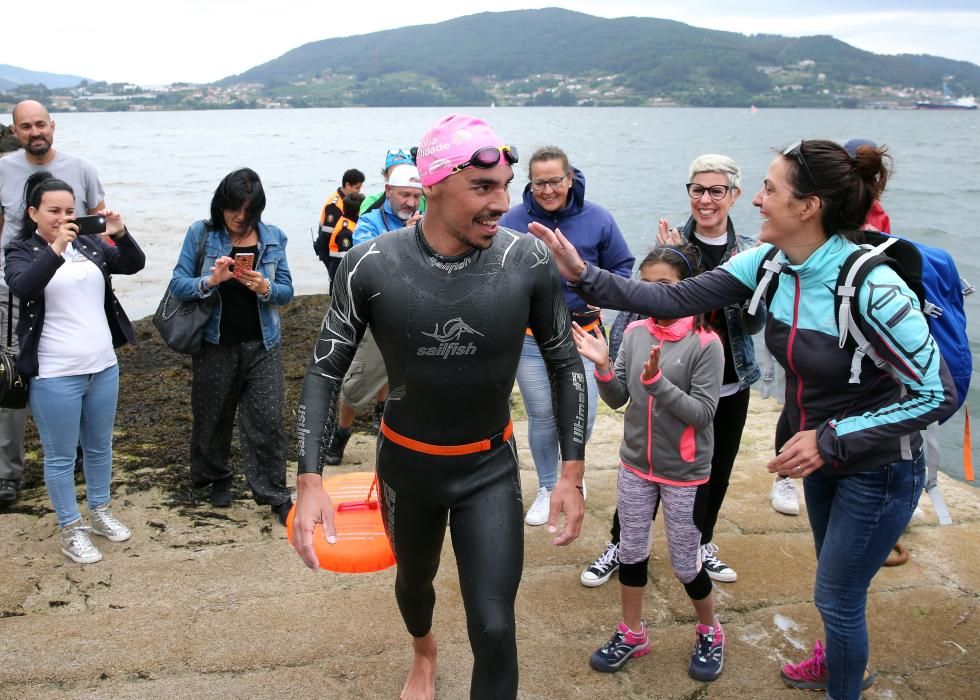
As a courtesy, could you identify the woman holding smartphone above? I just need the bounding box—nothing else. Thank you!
[168,168,294,522]
[4,172,144,564]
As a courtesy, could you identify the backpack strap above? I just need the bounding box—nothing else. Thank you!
[749,247,783,316]
[835,237,901,384]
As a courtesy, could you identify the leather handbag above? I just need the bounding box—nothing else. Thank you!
[152,227,218,355]
[0,292,28,409]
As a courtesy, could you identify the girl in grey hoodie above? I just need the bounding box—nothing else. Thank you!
[574,246,726,682]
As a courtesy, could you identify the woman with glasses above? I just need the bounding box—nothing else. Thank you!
[580,154,765,588]
[500,146,634,527]
[530,140,956,700]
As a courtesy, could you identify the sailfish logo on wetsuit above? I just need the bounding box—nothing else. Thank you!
[417,318,484,358]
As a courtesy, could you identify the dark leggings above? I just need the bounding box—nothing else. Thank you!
[377,437,524,700]
[609,388,751,546]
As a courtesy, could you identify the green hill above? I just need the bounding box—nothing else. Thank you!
[218,8,980,108]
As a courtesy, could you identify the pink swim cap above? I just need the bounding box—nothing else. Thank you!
[416,113,507,187]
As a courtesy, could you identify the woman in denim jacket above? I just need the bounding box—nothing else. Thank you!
[581,154,765,587]
[168,168,293,522]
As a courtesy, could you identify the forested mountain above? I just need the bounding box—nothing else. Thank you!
[219,9,980,108]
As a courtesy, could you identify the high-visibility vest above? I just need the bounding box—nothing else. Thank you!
[316,191,357,258]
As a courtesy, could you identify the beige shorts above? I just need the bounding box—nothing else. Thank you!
[341,329,388,411]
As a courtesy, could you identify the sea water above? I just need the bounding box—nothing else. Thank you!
[3,106,977,481]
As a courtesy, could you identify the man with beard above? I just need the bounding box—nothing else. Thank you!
[292,114,586,700]
[0,100,105,505]
[320,163,425,466]
[352,162,423,244]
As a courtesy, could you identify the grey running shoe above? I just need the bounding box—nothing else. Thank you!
[89,504,132,542]
[61,519,103,564]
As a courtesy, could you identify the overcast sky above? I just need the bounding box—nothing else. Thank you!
[3,1,978,86]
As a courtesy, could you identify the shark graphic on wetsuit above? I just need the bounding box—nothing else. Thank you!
[297,221,586,698]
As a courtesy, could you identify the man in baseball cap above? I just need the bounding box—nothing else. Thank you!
[294,114,586,699]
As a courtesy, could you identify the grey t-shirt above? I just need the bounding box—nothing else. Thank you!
[0,149,105,274]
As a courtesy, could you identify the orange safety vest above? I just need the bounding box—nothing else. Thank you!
[317,191,357,257]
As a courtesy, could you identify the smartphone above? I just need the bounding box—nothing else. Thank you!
[71,215,107,236]
[233,252,254,278]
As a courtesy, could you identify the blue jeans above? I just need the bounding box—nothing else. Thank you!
[29,364,120,528]
[804,453,924,700]
[514,334,597,490]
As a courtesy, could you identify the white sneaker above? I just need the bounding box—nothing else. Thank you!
[525,487,551,526]
[771,477,800,516]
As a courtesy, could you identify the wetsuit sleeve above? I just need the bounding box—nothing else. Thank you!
[527,244,587,462]
[296,247,373,474]
[645,333,723,430]
[816,265,957,470]
[574,262,753,319]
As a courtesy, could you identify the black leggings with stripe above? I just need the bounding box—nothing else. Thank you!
[377,436,523,700]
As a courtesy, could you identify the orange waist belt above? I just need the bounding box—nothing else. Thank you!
[525,318,599,337]
[380,419,514,456]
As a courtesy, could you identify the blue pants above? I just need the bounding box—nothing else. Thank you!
[514,334,597,490]
[804,453,924,700]
[30,364,120,528]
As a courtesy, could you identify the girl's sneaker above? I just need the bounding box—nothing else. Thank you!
[589,622,650,672]
[689,623,725,681]
[780,640,875,690]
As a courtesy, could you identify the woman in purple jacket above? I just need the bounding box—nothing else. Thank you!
[499,146,634,527]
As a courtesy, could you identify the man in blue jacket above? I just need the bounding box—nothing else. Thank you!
[500,145,634,526]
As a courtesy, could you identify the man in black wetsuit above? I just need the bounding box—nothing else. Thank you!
[292,114,587,700]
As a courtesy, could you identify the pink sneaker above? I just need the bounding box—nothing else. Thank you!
[780,640,875,691]
[589,622,651,672]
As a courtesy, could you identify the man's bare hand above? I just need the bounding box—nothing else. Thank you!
[548,464,585,546]
[291,473,337,570]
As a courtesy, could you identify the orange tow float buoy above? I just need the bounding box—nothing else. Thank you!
[286,471,396,573]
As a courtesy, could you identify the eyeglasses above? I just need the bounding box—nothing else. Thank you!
[530,175,567,192]
[451,145,519,174]
[685,183,731,201]
[782,140,816,186]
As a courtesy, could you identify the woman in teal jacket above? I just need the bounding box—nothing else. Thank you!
[531,140,956,700]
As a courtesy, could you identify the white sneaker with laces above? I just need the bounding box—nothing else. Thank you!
[525,487,551,526]
[771,477,800,516]
[581,541,620,587]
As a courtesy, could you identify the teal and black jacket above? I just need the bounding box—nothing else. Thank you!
[572,234,956,474]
